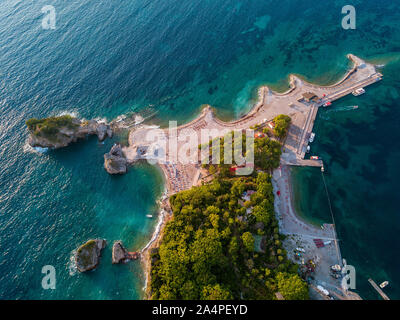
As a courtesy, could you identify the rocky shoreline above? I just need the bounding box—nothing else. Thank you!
[27,117,113,149]
[25,115,132,176]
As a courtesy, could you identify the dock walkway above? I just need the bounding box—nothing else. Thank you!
[368,279,390,300]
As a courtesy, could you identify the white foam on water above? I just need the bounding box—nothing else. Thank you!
[22,140,49,154]
[57,110,80,118]
[94,117,108,124]
[68,250,78,276]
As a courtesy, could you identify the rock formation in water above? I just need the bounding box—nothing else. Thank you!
[104,144,127,175]
[26,115,112,149]
[75,239,106,272]
[112,240,139,264]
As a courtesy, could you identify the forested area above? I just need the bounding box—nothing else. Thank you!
[149,116,308,300]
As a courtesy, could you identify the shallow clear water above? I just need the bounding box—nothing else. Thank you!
[0,0,399,299]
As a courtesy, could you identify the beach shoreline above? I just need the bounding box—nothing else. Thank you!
[272,165,361,299]
[140,186,172,299]
[131,54,380,300]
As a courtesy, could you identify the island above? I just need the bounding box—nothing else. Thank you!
[26,115,112,149]
[75,239,106,273]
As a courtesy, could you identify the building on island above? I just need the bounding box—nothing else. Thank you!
[298,92,319,103]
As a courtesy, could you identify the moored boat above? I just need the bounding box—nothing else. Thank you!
[352,88,365,96]
[380,281,389,289]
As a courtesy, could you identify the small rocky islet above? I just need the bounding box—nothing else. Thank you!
[112,241,139,264]
[75,239,139,273]
[104,144,127,175]
[75,239,106,273]
[26,115,113,149]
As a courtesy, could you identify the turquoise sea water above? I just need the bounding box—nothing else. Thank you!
[0,0,399,299]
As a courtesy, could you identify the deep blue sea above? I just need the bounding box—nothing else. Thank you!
[0,0,399,299]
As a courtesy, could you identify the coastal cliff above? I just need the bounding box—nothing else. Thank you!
[75,239,106,272]
[26,115,112,149]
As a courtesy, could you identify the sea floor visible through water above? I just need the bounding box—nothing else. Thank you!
[0,0,399,299]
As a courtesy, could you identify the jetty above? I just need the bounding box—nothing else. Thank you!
[368,278,390,300]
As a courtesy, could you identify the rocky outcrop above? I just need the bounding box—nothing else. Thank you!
[96,123,113,142]
[75,239,106,272]
[112,241,128,264]
[104,144,127,175]
[26,116,113,149]
[112,241,139,264]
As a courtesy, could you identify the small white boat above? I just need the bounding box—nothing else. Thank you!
[306,145,311,153]
[352,88,365,96]
[146,214,153,218]
[309,132,315,143]
[331,264,342,272]
[380,281,389,289]
[317,285,330,296]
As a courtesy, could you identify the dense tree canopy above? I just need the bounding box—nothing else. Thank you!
[272,114,291,139]
[150,171,308,300]
[276,272,309,300]
[150,122,307,300]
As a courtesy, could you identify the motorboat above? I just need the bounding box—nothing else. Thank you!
[352,88,365,96]
[309,132,315,143]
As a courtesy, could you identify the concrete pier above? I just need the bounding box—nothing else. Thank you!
[368,278,390,300]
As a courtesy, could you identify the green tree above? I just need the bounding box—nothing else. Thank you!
[231,179,246,198]
[201,284,233,300]
[254,138,282,172]
[228,236,239,262]
[241,232,255,252]
[273,114,291,138]
[275,272,309,300]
